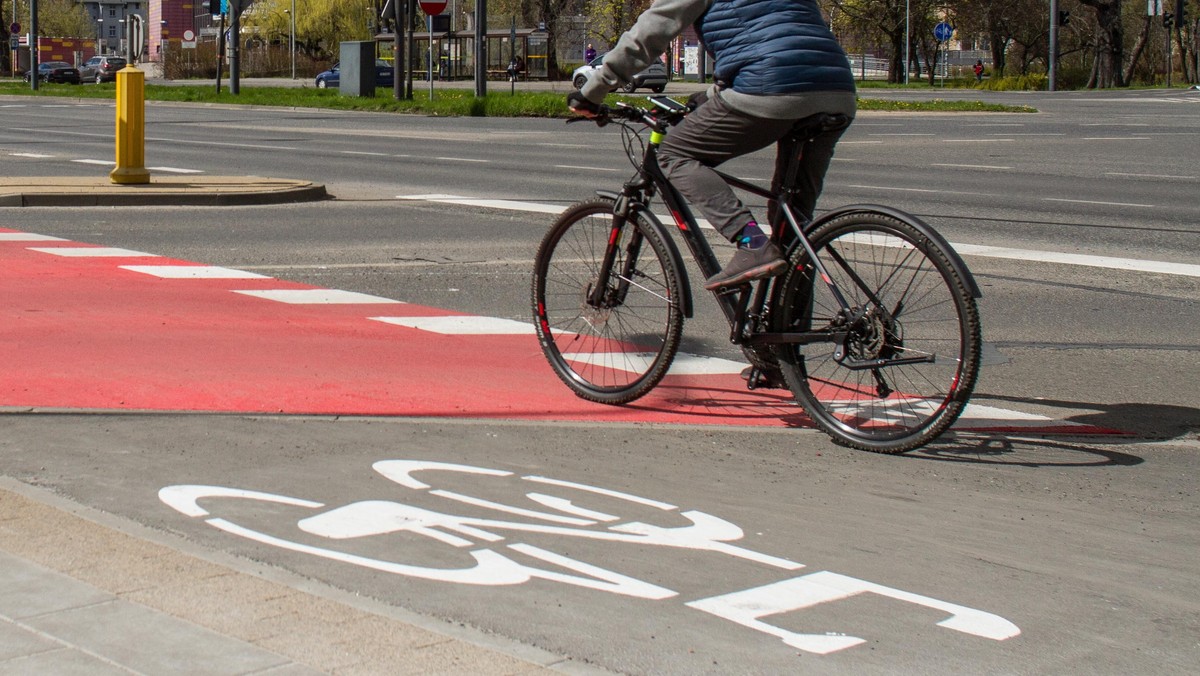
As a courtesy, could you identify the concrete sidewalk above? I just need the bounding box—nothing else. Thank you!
[0,175,328,208]
[0,479,571,675]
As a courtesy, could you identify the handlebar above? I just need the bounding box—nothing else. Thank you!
[567,96,692,131]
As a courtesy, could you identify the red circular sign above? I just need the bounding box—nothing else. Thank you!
[418,0,446,15]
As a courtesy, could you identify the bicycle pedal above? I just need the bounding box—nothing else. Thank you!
[713,283,750,297]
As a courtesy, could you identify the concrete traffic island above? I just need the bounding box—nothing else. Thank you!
[0,175,328,207]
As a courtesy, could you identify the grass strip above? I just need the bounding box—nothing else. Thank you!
[0,82,1036,115]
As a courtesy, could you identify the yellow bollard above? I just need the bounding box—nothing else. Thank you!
[109,65,151,185]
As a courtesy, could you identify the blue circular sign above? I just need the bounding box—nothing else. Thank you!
[934,22,954,42]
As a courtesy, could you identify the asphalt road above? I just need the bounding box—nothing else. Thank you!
[2,87,1198,673]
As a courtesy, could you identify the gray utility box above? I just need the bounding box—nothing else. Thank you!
[339,41,375,97]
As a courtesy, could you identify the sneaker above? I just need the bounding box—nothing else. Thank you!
[704,242,787,290]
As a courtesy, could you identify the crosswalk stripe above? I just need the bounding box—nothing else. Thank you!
[370,315,535,334]
[30,247,157,257]
[119,265,270,279]
[234,289,404,304]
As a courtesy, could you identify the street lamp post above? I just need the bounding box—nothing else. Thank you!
[97,18,105,54]
[289,0,295,79]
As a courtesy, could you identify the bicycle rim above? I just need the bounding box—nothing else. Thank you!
[532,200,684,405]
[774,213,981,453]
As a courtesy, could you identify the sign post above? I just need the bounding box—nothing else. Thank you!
[419,0,446,99]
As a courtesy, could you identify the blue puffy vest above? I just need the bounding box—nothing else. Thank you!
[696,0,855,95]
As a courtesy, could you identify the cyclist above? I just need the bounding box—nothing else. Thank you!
[568,0,857,291]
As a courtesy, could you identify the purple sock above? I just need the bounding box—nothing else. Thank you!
[737,221,769,249]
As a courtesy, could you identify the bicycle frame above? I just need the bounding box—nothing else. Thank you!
[598,122,859,354]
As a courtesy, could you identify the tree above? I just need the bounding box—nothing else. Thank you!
[1075,0,1125,87]
[6,0,93,39]
[829,0,941,84]
[242,0,377,60]
[586,0,651,48]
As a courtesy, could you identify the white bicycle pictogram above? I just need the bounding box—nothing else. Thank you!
[160,459,1019,655]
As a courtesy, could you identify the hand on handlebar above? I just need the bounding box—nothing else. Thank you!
[566,90,601,118]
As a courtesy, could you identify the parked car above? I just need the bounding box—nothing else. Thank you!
[23,61,81,85]
[314,60,395,89]
[79,55,128,84]
[572,53,668,93]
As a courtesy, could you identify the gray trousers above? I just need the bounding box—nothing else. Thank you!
[657,90,848,241]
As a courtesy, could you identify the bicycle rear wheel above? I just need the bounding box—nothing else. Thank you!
[532,199,685,405]
[773,211,981,453]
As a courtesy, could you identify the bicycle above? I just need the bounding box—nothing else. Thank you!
[531,97,982,453]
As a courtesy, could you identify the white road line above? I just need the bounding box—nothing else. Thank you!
[9,152,55,158]
[148,166,204,174]
[435,157,489,163]
[837,141,883,145]
[341,151,390,156]
[120,265,270,279]
[71,159,114,166]
[394,194,1197,278]
[398,194,719,230]
[562,352,747,376]
[233,289,404,304]
[0,233,66,241]
[30,247,156,257]
[1042,198,1154,208]
[370,315,536,334]
[397,194,567,215]
[843,184,943,194]
[944,139,1014,143]
[554,165,621,172]
[1082,137,1151,141]
[951,243,1200,277]
[932,163,1013,170]
[1106,172,1197,180]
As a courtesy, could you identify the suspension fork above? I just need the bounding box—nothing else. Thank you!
[587,193,643,308]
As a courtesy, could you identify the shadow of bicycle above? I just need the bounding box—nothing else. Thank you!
[906,395,1200,467]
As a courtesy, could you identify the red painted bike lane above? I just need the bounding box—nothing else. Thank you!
[0,229,1119,434]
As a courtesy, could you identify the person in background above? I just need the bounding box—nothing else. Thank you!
[973,59,984,82]
[585,43,597,63]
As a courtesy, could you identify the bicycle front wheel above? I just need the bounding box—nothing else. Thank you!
[532,200,685,405]
[773,211,981,453]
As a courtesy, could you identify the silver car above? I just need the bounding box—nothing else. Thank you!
[572,53,668,93]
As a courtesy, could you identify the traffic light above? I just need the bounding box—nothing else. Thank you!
[1058,10,1070,27]
[1162,12,1173,28]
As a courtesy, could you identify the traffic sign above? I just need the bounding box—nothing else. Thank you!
[934,22,954,42]
[10,22,19,34]
[419,0,447,15]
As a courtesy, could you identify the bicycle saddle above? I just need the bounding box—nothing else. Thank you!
[789,113,852,139]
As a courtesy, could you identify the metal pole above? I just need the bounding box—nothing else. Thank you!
[904,0,910,85]
[392,0,403,99]
[230,0,240,94]
[1049,0,1058,91]
[29,0,37,91]
[473,0,485,97]
[290,0,295,79]
[428,13,433,98]
[406,0,415,98]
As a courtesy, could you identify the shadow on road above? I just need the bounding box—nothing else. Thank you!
[904,395,1200,467]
